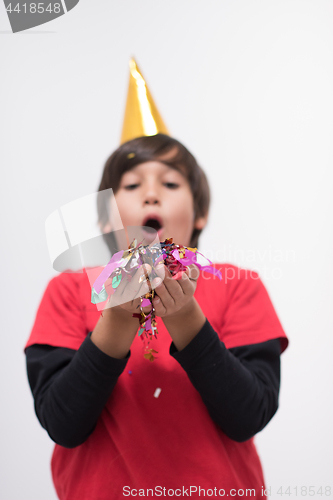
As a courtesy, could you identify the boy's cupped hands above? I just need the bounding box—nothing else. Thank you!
[151,262,200,318]
[107,262,200,319]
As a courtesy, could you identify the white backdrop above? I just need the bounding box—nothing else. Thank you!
[1,1,332,499]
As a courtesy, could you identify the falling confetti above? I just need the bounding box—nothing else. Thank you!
[153,388,162,398]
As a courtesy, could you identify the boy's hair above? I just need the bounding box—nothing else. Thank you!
[97,134,210,248]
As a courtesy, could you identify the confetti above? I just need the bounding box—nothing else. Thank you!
[153,388,162,398]
[143,348,158,362]
[91,237,222,361]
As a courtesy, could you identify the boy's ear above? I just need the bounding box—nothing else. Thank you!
[194,213,208,230]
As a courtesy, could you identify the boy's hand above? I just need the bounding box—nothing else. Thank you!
[106,263,156,316]
[151,263,200,318]
[95,261,203,355]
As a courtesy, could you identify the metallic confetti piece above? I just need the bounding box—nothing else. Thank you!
[143,349,158,362]
[139,273,148,283]
[153,388,162,398]
[112,274,122,288]
[138,327,145,337]
[91,285,108,304]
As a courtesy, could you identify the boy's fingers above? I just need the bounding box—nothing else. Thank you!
[152,294,166,315]
[173,265,199,297]
[152,277,163,288]
[185,264,200,282]
[108,264,151,307]
[123,264,152,301]
[153,263,166,282]
[154,263,199,283]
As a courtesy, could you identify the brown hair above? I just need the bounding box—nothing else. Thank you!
[97,134,210,248]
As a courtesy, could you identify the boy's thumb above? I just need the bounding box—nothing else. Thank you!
[141,264,151,275]
[186,264,200,282]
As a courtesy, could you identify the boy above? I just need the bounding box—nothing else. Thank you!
[25,133,288,500]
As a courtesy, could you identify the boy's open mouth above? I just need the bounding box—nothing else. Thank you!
[142,215,163,239]
[144,218,162,231]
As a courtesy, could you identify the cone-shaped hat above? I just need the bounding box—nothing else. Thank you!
[120,58,169,144]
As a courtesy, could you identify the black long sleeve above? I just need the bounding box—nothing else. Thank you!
[170,318,281,442]
[26,320,281,447]
[26,334,129,448]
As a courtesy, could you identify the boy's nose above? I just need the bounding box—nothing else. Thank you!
[144,198,159,205]
[143,188,160,205]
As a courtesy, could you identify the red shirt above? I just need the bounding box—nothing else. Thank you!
[25,263,288,499]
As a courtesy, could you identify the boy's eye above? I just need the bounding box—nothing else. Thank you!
[124,182,179,190]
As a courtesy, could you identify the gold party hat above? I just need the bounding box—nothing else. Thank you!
[120,58,169,144]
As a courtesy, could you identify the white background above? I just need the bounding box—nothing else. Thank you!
[1,1,332,499]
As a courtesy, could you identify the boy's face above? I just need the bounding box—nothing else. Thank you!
[105,161,207,247]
